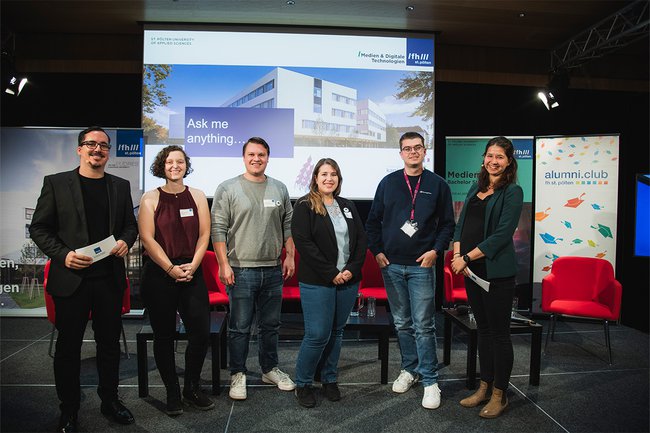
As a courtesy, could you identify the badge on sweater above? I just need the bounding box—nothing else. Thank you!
[400,220,418,237]
[264,199,281,207]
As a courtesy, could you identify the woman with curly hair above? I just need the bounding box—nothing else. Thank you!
[138,145,214,415]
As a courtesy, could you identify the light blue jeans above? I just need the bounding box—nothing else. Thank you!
[381,264,439,386]
[295,282,359,387]
[227,266,283,375]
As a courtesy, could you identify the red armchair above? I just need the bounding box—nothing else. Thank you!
[360,249,388,301]
[43,259,131,358]
[201,250,230,310]
[281,249,388,301]
[542,256,623,364]
[443,251,468,306]
[280,248,301,301]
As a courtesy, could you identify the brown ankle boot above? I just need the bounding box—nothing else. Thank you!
[479,387,508,418]
[459,380,492,408]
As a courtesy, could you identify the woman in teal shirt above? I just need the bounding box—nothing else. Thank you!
[450,136,523,419]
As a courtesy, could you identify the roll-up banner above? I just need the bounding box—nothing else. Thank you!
[0,127,143,317]
[532,134,620,313]
[446,136,533,306]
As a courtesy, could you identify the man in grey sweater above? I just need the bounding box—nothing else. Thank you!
[211,137,296,401]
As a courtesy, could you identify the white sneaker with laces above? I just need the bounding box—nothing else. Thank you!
[262,367,296,391]
[422,383,442,409]
[229,372,247,400]
[392,370,418,393]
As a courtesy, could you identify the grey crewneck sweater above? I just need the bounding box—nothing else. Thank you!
[211,174,292,267]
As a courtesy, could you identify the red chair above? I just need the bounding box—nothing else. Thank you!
[201,250,230,310]
[542,256,623,364]
[443,251,468,306]
[43,259,131,359]
[360,249,388,301]
[280,248,301,301]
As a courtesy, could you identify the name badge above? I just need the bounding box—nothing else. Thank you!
[400,220,418,237]
[343,207,353,219]
[180,208,194,218]
[264,199,280,208]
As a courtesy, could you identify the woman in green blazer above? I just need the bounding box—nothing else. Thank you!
[450,136,523,419]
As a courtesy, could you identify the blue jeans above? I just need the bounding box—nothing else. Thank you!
[295,282,359,387]
[381,264,439,386]
[227,266,283,375]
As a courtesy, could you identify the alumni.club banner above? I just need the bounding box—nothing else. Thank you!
[532,134,619,312]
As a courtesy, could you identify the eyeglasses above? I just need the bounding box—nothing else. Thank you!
[80,140,111,151]
[401,144,424,153]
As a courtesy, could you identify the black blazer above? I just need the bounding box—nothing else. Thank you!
[29,168,138,297]
[291,196,367,286]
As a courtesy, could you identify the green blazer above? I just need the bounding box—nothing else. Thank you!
[452,182,523,279]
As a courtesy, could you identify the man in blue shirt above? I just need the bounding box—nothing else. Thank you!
[366,131,454,409]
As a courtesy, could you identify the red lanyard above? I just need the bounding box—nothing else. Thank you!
[403,170,421,222]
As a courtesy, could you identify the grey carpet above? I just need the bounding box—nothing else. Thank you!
[1,314,648,432]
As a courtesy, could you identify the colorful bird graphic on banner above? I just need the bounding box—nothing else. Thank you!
[591,203,605,210]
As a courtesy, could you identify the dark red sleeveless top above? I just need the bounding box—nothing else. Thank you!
[153,186,199,260]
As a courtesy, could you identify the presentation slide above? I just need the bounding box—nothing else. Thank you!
[142,28,435,199]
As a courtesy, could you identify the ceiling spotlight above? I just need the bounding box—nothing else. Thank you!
[538,71,569,110]
[1,48,28,97]
[5,76,28,96]
[537,90,559,110]
[406,5,415,11]
[286,0,295,5]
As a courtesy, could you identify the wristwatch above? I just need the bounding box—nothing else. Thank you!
[463,254,471,264]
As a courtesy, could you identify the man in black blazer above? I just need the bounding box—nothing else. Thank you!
[29,126,138,432]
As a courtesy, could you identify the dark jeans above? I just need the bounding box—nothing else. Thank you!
[464,275,516,390]
[226,266,283,375]
[141,259,210,387]
[52,277,123,414]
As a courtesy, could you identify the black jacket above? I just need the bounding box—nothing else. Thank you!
[291,196,367,286]
[29,168,138,297]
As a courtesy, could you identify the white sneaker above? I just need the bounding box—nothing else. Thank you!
[422,383,441,409]
[229,372,247,400]
[262,367,296,391]
[392,370,418,393]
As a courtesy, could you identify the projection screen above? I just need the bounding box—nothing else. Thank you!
[142,26,435,199]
